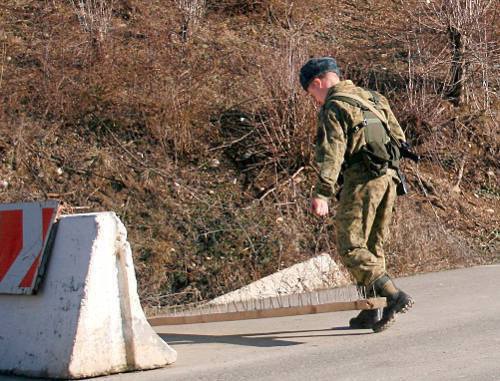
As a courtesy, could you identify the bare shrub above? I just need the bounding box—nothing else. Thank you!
[175,0,206,40]
[405,0,499,108]
[254,41,315,177]
[215,29,317,195]
[389,200,467,275]
[70,0,115,43]
[142,82,199,161]
[392,62,453,151]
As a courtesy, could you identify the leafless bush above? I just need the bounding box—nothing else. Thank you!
[388,197,474,276]
[396,55,452,146]
[144,83,197,160]
[406,0,499,108]
[176,0,206,40]
[70,0,115,43]
[231,30,316,193]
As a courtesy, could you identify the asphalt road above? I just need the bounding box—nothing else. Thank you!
[2,265,500,381]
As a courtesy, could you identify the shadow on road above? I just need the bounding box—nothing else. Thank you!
[159,327,371,348]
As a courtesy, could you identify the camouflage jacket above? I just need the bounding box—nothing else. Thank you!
[314,80,406,200]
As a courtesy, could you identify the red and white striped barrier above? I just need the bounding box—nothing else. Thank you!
[0,201,59,294]
[0,208,177,379]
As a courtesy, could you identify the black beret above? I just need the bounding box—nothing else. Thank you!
[299,57,340,91]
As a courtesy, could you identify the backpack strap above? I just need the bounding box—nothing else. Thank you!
[331,92,401,148]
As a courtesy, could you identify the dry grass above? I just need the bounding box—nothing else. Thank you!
[0,0,498,307]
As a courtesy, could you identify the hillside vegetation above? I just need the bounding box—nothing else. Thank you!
[0,0,498,308]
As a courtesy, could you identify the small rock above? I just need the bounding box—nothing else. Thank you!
[0,180,8,189]
[56,167,63,175]
[276,217,284,223]
[486,208,494,214]
[208,159,220,168]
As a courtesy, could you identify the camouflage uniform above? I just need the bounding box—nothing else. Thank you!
[314,80,405,287]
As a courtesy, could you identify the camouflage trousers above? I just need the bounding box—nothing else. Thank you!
[336,166,398,287]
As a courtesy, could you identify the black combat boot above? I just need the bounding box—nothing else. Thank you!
[349,286,381,329]
[371,275,414,333]
[349,308,381,329]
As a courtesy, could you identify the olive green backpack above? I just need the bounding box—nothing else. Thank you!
[331,91,402,178]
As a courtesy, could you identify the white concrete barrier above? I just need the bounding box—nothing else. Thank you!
[209,253,350,305]
[0,212,177,379]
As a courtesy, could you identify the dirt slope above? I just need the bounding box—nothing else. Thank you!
[0,0,498,307]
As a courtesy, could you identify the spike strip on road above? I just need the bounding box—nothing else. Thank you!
[148,297,387,326]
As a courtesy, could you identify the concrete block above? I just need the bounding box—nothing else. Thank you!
[0,212,176,379]
[210,253,350,305]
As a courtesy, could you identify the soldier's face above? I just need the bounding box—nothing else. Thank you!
[306,78,328,105]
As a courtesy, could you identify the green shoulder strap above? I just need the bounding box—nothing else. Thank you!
[331,92,401,147]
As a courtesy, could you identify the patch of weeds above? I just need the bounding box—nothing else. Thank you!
[169,271,190,293]
[476,185,500,199]
[139,247,153,261]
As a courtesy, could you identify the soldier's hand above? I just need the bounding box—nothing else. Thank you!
[311,197,329,217]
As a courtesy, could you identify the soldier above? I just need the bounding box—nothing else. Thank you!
[299,57,414,332]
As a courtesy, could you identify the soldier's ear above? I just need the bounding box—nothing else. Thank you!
[307,77,322,92]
